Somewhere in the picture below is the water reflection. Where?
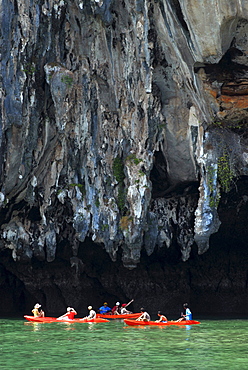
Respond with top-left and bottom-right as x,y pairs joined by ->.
185,325 -> 191,351
7,319 -> 248,369
24,322 -> 43,331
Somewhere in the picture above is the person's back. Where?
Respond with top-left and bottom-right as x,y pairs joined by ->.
88,306 -> 96,319
32,303 -> 42,317
89,309 -> 96,319
137,308 -> 150,322
112,302 -> 121,314
57,307 -> 77,320
156,311 -> 168,322
185,307 -> 192,320
143,311 -> 150,321
32,308 -> 39,317
67,310 -> 76,320
120,304 -> 132,314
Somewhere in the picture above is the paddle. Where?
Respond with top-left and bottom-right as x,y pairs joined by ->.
124,299 -> 134,308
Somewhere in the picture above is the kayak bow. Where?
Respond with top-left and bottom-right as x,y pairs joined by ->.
124,319 -> 201,326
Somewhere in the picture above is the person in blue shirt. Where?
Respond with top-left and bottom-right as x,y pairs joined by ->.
176,303 -> 192,321
99,302 -> 111,314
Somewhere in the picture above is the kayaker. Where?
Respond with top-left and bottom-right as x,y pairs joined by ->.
136,308 -> 150,322
83,306 -> 96,320
57,307 -> 77,320
120,304 -> 132,314
32,303 -> 45,317
176,303 -> 192,322
99,302 -> 111,314
155,311 -> 168,323
111,302 -> 121,315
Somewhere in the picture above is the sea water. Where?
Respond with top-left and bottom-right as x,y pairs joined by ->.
0,318 -> 247,369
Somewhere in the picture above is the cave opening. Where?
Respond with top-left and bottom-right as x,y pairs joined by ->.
150,149 -> 169,198
0,251 -> 34,315
150,149 -> 199,199
194,41 -> 248,86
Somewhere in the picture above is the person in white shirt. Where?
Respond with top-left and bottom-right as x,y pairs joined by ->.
136,308 -> 150,322
176,303 -> 193,322
83,305 -> 96,320
120,304 -> 132,314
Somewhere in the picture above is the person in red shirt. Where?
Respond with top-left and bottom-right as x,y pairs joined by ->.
57,307 -> 77,320
111,302 -> 121,315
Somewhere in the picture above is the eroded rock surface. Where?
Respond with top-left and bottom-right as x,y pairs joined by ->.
0,0 -> 248,314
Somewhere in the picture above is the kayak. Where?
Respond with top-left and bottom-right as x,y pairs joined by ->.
96,313 -> 141,320
124,319 -> 201,326
24,316 -> 55,323
24,315 -> 109,323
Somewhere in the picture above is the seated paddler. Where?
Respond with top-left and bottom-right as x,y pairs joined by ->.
32,303 -> 45,317
136,308 -> 150,322
82,306 -> 96,320
99,302 -> 111,314
57,307 -> 77,320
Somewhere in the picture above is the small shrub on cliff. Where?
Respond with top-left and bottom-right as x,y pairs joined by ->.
217,152 -> 234,193
113,157 -> 125,183
113,157 -> 126,212
126,154 -> 142,166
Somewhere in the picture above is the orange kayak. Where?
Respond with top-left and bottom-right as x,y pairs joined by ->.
24,315 -> 109,323
96,313 -> 141,320
124,319 -> 201,326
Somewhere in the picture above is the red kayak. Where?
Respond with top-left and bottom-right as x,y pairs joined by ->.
96,313 -> 141,320
24,315 -> 109,323
124,319 -> 201,326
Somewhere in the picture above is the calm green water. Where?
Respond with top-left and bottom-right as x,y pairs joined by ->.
0,318 -> 247,369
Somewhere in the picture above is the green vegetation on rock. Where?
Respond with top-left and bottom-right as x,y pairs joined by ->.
126,154 -> 142,165
217,152 -> 234,193
61,75 -> 73,87
113,156 -> 126,212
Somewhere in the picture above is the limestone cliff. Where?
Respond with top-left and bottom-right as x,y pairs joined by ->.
0,0 -> 248,315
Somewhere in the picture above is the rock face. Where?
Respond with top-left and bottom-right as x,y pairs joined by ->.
0,0 -> 248,315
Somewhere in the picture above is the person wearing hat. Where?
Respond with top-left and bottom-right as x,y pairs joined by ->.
32,303 -> 45,318
57,307 -> 77,320
82,306 -> 96,320
136,308 -> 150,322
120,303 -> 132,315
98,302 -> 111,314
111,302 -> 121,315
